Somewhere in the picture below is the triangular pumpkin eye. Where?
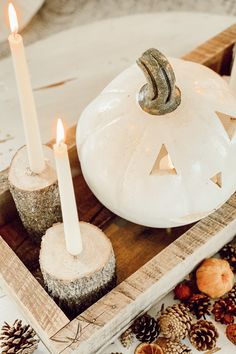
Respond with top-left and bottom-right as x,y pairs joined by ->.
150,144 -> 177,175
210,172 -> 222,188
215,111 -> 236,141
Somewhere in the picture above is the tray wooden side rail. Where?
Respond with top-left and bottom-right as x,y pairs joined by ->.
182,23 -> 236,74
51,193 -> 236,354
0,24 -> 236,354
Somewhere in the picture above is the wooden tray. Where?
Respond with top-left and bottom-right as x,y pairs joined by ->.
0,25 -> 236,354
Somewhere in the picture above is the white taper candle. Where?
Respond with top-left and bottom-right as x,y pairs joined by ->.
53,119 -> 82,256
8,3 -> 45,174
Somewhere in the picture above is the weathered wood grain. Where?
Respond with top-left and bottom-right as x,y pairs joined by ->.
1,180 -> 183,287
0,237 -> 69,352
183,23 -> 236,75
50,193 -> 236,354
105,219 -> 190,283
0,25 -> 236,354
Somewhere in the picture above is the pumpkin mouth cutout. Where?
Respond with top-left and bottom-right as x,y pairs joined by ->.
150,144 -> 177,176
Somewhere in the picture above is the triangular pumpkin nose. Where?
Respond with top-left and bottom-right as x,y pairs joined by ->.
150,144 -> 177,175
210,172 -> 222,188
215,111 -> 236,141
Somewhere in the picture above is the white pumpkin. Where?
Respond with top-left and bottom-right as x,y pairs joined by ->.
77,49 -> 236,228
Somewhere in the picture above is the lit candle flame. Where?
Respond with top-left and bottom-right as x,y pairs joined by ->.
8,3 -> 18,34
56,118 -> 65,146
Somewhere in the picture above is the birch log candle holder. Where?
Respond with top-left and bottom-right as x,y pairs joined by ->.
8,145 -> 62,243
39,222 -> 116,315
7,5 -> 62,242
39,119 -> 116,315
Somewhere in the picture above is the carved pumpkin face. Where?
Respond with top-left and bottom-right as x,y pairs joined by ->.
77,50 -> 236,227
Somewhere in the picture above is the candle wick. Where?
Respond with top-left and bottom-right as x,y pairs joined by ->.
58,140 -> 64,149
72,254 -> 79,260
13,31 -> 18,40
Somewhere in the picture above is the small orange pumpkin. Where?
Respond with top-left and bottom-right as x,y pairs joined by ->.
196,258 -> 234,298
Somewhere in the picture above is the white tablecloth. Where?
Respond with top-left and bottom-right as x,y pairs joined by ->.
1,11 -> 235,354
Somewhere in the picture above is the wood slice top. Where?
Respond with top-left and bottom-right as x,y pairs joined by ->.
40,222 -> 114,281
9,145 -> 57,191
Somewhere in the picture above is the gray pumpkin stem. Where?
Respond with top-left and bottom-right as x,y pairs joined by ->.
137,48 -> 181,115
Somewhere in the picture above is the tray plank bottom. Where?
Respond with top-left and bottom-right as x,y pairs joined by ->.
0,162 -> 192,288
0,150 -> 192,321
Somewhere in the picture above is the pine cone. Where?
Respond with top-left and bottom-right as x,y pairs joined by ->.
155,337 -> 192,353
159,304 -> 192,341
132,314 -> 160,343
212,298 -> 236,325
187,294 -> 211,319
227,284 -> 236,305
0,320 -> 39,354
189,320 -> 219,351
219,243 -> 236,260
119,328 -> 134,348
